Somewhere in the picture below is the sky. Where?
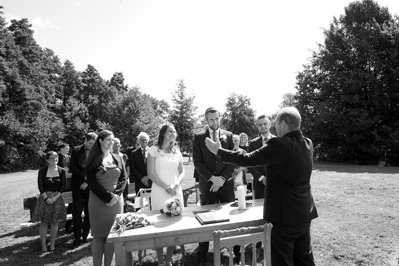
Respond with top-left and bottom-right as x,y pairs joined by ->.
2,0 -> 399,116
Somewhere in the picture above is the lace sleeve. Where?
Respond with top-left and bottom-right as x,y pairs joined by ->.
148,146 -> 159,158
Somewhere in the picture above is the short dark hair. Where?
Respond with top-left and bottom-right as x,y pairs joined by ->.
45,151 -> 57,160
205,107 -> 219,118
85,132 -> 98,142
257,114 -> 270,124
59,143 -> 69,149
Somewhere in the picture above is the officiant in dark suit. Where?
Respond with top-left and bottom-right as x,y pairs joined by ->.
192,107 -> 236,263
128,132 -> 152,194
248,114 -> 276,199
205,107 -> 318,266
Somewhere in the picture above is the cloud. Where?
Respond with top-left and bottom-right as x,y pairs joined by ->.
31,17 -> 60,30
75,2 -> 81,7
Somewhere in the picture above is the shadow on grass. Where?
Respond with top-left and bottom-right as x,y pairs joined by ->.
0,225 -> 39,239
313,161 -> 399,174
0,226 -> 91,266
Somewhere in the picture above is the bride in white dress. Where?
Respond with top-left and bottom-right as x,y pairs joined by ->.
147,123 -> 185,266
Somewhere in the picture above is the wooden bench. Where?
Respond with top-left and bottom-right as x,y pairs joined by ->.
21,183 -> 137,229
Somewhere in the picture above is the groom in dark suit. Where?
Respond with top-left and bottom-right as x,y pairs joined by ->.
128,132 -> 152,194
205,107 -> 318,266
193,107 -> 236,263
248,114 -> 276,199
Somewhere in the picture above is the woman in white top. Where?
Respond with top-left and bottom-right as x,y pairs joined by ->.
147,123 -> 185,266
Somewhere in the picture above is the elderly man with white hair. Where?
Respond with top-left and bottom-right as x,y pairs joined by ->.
128,132 -> 152,194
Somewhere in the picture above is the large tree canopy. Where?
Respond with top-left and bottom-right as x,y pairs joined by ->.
0,10 -> 173,171
296,0 -> 399,164
222,93 -> 256,138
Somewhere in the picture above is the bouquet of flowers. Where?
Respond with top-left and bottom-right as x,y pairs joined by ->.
160,198 -> 182,216
110,212 -> 155,235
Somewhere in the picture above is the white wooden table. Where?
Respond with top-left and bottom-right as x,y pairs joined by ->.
107,199 -> 265,266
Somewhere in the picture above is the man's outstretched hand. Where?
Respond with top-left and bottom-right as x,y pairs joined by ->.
205,137 -> 221,155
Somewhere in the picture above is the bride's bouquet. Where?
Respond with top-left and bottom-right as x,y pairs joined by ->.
110,212 -> 155,235
160,198 -> 182,216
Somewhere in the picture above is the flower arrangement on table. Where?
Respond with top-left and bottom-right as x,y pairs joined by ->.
160,198 -> 182,216
110,212 -> 155,235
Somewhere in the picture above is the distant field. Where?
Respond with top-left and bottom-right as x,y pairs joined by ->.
1,161 -> 398,266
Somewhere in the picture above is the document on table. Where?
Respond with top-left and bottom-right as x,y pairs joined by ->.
194,210 -> 230,225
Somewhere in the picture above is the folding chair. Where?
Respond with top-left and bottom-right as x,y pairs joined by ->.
134,188 -> 152,211
213,223 -> 273,266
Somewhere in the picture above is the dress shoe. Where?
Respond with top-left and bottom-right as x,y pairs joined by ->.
73,239 -> 80,248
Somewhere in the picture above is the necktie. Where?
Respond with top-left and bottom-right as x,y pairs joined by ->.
142,149 -> 147,166
212,130 -> 217,142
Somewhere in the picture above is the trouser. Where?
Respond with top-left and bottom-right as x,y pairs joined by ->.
271,222 -> 315,266
198,187 -> 236,256
72,188 -> 90,241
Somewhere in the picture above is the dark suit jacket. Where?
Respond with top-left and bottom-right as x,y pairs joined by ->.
128,147 -> 151,193
248,134 -> 276,196
193,129 -> 235,203
70,144 -> 88,190
218,130 -> 318,225
57,153 -> 71,168
86,153 -> 127,203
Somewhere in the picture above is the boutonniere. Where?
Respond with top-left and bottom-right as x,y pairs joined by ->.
219,134 -> 227,143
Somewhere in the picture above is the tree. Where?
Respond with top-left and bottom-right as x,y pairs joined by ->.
279,92 -> 298,109
296,0 -> 399,164
0,16 -> 65,170
110,87 -> 165,149
80,64 -> 116,130
168,80 -> 197,155
222,93 -> 256,138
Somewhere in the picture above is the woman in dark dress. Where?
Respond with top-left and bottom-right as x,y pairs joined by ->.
32,151 -> 67,252
86,130 -> 127,266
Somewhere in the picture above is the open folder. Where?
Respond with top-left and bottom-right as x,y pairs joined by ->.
194,211 -> 230,225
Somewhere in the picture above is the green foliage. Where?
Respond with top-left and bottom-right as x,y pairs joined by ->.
0,11 -> 172,172
222,93 -> 256,138
296,0 -> 399,165
168,80 -> 197,153
110,87 -> 166,148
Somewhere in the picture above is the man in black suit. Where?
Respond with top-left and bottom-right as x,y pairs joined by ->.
193,107 -> 236,263
205,107 -> 318,266
248,115 -> 276,199
70,132 -> 97,248
128,132 -> 152,195
57,143 -> 73,233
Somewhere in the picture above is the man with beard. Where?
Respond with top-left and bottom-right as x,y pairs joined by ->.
192,107 -> 236,264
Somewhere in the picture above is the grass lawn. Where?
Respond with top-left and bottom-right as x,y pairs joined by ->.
0,160 -> 398,265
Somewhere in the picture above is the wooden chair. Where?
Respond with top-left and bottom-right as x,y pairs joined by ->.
213,223 -> 273,266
